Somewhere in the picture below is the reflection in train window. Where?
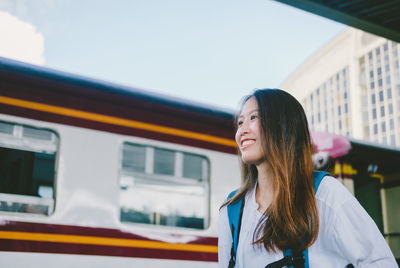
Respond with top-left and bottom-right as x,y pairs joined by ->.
120,143 -> 209,229
0,121 -> 58,215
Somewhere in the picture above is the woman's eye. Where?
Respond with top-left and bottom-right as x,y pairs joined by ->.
237,121 -> 243,126
250,115 -> 258,120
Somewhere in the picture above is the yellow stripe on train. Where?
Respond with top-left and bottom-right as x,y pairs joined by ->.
0,95 -> 236,148
0,230 -> 218,253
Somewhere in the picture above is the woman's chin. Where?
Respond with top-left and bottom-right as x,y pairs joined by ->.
241,156 -> 266,166
242,157 -> 260,165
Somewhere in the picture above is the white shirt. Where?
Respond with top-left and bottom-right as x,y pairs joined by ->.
218,176 -> 397,267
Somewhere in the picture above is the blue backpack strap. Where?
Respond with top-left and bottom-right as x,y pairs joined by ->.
312,171 -> 329,194
229,172 -> 329,268
227,189 -> 244,268
283,171 -> 329,268
227,189 -> 239,239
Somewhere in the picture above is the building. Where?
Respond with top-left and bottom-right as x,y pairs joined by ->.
280,27 -> 400,147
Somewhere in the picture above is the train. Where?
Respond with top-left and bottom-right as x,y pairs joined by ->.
0,57 -> 399,266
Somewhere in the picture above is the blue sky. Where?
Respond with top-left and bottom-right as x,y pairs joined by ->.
0,0 -> 345,109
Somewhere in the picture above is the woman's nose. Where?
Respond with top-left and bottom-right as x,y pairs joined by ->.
239,121 -> 250,136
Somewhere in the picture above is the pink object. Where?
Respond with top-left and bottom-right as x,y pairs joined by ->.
311,131 -> 352,159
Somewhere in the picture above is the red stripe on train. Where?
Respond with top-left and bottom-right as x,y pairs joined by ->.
0,221 -> 218,262
0,103 -> 237,154
0,240 -> 218,261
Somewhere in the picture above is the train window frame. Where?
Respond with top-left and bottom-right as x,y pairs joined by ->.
0,120 -> 58,216
119,141 -> 210,230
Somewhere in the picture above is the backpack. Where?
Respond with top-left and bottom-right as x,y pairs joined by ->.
226,171 -> 329,268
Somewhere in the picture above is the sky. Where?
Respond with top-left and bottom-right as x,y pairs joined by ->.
0,0 -> 345,110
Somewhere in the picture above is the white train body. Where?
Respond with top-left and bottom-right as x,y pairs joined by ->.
0,58 -> 240,267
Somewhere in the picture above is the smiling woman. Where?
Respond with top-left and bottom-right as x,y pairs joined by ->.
219,89 -> 397,268
235,97 -> 263,164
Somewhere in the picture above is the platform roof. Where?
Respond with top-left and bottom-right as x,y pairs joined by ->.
275,0 -> 400,42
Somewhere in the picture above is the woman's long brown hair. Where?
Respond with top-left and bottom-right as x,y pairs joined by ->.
223,89 -> 318,253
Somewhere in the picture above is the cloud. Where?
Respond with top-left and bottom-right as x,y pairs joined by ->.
0,11 -> 44,65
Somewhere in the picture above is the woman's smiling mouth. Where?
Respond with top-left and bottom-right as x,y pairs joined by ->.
241,139 -> 256,149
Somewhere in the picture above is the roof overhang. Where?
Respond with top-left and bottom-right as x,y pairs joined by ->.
274,0 -> 400,42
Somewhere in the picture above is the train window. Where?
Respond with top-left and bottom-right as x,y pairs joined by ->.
122,144 -> 146,173
154,148 -> 175,176
183,153 -> 205,180
0,121 -> 14,135
0,121 -> 57,216
120,142 -> 209,229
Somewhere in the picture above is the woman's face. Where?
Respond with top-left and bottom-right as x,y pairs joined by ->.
235,97 -> 264,165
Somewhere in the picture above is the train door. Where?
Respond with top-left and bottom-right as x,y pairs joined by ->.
353,173 -> 384,233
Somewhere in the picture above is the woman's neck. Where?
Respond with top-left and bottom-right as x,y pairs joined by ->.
255,162 -> 274,213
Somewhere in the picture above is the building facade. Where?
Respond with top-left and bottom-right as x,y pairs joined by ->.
280,28 -> 400,147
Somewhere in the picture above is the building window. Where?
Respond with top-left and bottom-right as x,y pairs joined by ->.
338,106 -> 341,116
373,108 -> 377,119
385,64 -> 390,72
384,43 -> 388,51
0,121 -> 57,216
364,126 -> 369,138
390,118 -> 394,130
396,71 -> 400,82
386,76 -> 391,85
120,143 -> 210,229
390,135 -> 396,146
377,67 -> 382,75
371,94 -> 376,104
381,106 -> 385,117
344,103 -> 348,114
382,122 -> 386,133
376,47 -> 381,56
387,87 -> 392,99
338,120 -> 342,130
389,103 -> 394,114
374,123 -> 378,134
363,111 -> 369,122
370,70 -> 374,78
379,91 -> 384,102
378,79 -> 383,87
370,82 -> 375,89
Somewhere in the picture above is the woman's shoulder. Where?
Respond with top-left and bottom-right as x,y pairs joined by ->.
315,175 -> 356,211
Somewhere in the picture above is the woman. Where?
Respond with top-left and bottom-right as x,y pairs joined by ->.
218,89 -> 397,267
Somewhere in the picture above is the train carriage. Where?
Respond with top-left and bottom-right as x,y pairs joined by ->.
0,57 -> 241,267
0,57 -> 399,266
